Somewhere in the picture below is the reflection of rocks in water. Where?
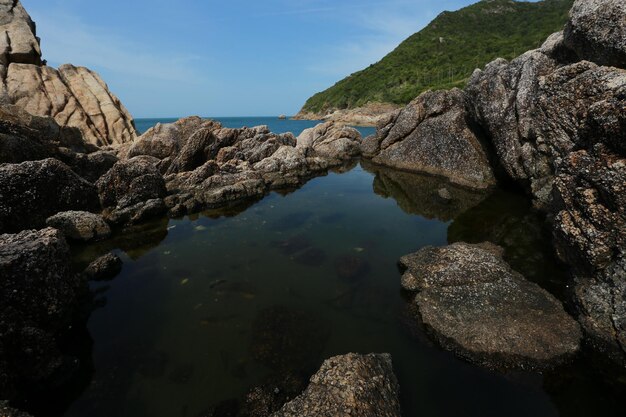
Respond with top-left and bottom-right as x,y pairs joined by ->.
270,235 -> 312,256
271,211 -> 313,231
334,255 -> 370,281
293,248 -> 327,267
448,189 -> 568,297
361,160 -> 488,221
199,198 -> 262,220
250,306 -> 330,373
543,359 -> 626,417
70,217 -> 169,271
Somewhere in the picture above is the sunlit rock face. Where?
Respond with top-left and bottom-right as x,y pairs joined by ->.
0,1 -> 137,146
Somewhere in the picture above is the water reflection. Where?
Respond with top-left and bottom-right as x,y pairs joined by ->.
447,189 -> 569,298
362,160 -> 488,221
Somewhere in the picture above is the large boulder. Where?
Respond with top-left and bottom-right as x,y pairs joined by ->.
0,1 -> 137,146
0,158 -> 100,233
400,242 -> 581,369
271,353 -> 401,417
466,7 -> 626,365
0,228 -> 84,398
6,64 -> 137,146
466,45 -> 626,206
0,0 -> 41,103
296,121 -> 361,163
563,0 -> 626,68
363,89 -> 495,190
96,156 -> 167,225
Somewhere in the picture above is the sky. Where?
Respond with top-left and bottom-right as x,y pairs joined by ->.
25,0 -> 514,118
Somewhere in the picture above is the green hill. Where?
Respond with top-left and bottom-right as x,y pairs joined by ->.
301,0 -> 573,114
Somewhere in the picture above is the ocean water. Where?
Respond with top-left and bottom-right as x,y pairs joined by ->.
134,117 -> 377,138
18,119 -> 626,417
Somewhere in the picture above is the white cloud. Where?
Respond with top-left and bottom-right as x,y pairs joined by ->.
29,8 -> 208,83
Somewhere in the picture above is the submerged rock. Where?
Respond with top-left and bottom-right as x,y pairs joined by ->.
271,353 -> 401,417
250,306 -> 330,373
46,211 -> 111,242
0,158 -> 100,233
400,242 -> 581,370
362,89 -> 495,190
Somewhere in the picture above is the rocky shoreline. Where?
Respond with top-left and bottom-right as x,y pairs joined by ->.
293,102 -> 401,127
1,0 -> 625,415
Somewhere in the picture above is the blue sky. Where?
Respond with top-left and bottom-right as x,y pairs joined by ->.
25,0 -> 510,118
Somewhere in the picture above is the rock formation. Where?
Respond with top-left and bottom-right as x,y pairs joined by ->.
400,242 -> 582,369
0,1 -> 136,146
0,228 -> 85,400
271,353 -> 401,417
46,211 -> 111,242
563,0 -> 626,68
105,117 -> 362,222
293,102 -> 401,127
362,89 -> 496,190
464,0 -> 626,366
0,158 -> 101,233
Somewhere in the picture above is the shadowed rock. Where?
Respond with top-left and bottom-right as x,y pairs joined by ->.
400,242 -> 582,370
0,228 -> 84,399
83,252 -> 122,281
271,353 -> 401,417
0,158 -> 100,233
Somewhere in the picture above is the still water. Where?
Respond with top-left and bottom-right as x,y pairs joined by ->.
30,119 -> 626,417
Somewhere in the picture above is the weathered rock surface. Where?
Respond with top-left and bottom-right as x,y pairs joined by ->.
563,0 -> 626,68
0,158 -> 100,233
0,104 -> 91,163
467,53 -> 625,205
271,353 -> 401,417
0,228 -> 84,399
0,401 -> 32,417
46,211 -> 111,242
6,63 -> 137,146
0,1 -> 136,146
83,252 -> 123,281
400,242 -> 582,369
0,0 -> 41,102
363,89 -> 495,190
464,3 -> 626,366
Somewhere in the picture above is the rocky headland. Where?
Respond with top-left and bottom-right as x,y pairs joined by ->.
0,0 -> 625,415
293,102 -> 400,127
